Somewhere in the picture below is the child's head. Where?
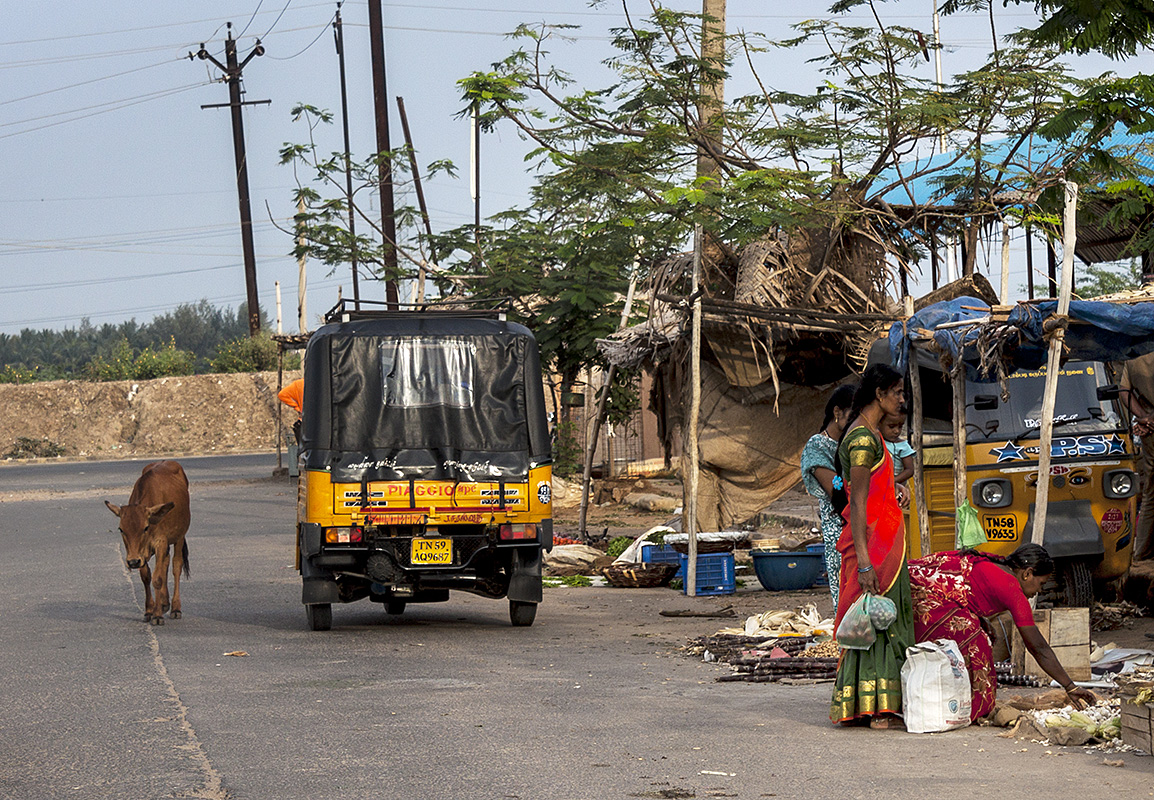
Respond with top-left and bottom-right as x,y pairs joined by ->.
882,413 -> 905,443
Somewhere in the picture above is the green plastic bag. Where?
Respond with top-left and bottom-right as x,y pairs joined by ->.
955,501 -> 988,549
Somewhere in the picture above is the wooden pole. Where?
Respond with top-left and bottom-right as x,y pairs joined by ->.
396,96 -> 436,304
1032,181 -> 1078,545
297,196 -> 307,333
685,224 -> 703,596
952,361 -> 968,518
904,297 -> 931,559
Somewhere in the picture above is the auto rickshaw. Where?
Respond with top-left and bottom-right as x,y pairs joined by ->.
295,302 -> 553,630
901,349 -> 1137,606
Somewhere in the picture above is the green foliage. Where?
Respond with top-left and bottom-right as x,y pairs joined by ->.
1075,260 -> 1143,298
552,420 -> 583,477
83,338 -> 196,382
0,364 -> 43,384
0,300 -> 256,380
209,332 -> 280,374
606,536 -> 633,559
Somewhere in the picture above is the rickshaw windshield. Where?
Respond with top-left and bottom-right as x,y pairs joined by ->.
964,362 -> 1122,442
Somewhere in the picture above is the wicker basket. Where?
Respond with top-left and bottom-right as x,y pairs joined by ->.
600,562 -> 679,588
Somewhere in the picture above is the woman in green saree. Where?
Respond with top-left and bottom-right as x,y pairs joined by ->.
829,364 -> 914,729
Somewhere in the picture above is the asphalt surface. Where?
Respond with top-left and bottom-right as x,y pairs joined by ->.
1,455 -> 1152,800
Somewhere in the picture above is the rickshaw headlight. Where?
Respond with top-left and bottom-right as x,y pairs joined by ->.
1105,470 -> 1137,498
973,479 -> 1011,508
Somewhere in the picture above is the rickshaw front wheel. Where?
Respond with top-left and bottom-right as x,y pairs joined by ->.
306,603 -> 333,631
385,600 -> 406,615
509,600 -> 537,627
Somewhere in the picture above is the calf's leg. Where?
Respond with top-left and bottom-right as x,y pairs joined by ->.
138,562 -> 154,622
169,536 -> 185,619
151,544 -> 171,626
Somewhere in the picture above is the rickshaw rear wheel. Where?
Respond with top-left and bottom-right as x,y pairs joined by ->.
1061,560 -> 1093,607
306,603 -> 333,631
509,600 -> 537,627
385,600 -> 406,615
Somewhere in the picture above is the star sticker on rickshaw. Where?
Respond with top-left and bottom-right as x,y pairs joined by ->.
1106,434 -> 1127,454
990,441 -> 1026,463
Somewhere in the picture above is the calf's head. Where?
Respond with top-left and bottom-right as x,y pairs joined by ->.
105,500 -> 175,569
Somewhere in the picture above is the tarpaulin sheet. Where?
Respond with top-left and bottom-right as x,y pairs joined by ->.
889,298 -> 1154,380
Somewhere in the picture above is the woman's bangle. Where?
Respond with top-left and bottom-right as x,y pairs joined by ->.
1063,682 -> 1076,692
858,565 -> 874,574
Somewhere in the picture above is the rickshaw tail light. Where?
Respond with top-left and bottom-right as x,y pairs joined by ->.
499,523 -> 537,541
324,526 -> 364,544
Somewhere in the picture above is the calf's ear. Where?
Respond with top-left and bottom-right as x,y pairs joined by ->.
147,502 -> 175,524
104,500 -> 122,517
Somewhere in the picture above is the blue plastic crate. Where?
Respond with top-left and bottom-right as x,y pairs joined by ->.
641,544 -> 684,581
677,552 -> 736,596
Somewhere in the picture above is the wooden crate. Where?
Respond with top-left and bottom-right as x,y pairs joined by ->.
1010,607 -> 1091,682
1120,702 -> 1154,753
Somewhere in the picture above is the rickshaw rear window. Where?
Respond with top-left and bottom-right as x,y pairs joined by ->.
380,338 -> 475,408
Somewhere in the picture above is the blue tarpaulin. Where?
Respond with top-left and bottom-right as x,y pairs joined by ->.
889,298 -> 1154,380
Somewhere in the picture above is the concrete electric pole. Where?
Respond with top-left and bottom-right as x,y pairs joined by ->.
192,23 -> 269,337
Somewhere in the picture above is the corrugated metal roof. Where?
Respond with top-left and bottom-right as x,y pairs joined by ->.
870,124 -> 1154,264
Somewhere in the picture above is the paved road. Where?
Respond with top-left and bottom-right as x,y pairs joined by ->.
1,456 -> 1151,799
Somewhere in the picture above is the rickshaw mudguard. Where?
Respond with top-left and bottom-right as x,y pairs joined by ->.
1024,500 -> 1106,559
507,546 -> 543,603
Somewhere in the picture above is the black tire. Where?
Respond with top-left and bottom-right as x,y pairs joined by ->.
385,600 -> 406,616
306,603 -> 332,631
1061,560 -> 1093,607
509,600 -> 538,627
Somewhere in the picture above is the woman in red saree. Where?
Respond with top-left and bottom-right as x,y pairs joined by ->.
829,364 -> 915,729
907,544 -> 1095,720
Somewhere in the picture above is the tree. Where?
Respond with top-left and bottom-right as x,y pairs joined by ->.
456,1 -> 1154,320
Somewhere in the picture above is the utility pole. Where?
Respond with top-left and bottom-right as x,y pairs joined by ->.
367,0 -> 400,309
333,5 -> 360,306
193,24 -> 268,337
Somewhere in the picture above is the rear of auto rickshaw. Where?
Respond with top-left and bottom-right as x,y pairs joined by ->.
295,304 -> 553,630
905,354 -> 1137,606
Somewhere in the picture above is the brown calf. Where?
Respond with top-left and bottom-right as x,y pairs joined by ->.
105,460 -> 191,625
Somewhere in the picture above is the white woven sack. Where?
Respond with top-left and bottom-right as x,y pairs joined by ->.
900,639 -> 972,733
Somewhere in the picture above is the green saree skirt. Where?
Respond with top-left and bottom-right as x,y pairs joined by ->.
829,563 -> 914,724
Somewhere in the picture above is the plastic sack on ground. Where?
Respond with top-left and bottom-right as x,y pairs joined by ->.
864,594 -> 898,630
901,639 -> 972,733
835,594 -> 877,650
955,501 -> 988,549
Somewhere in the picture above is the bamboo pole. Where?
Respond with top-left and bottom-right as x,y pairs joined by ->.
1001,221 -> 1011,303
904,296 -> 931,558
685,224 -> 704,596
1032,181 -> 1078,545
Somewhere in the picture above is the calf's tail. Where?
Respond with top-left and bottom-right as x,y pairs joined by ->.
182,539 -> 191,577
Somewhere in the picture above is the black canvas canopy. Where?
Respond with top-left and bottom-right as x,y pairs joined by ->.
301,315 -> 551,483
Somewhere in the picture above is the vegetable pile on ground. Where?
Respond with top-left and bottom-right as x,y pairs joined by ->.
684,605 -> 840,683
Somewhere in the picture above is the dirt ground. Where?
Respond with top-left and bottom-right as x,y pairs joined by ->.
0,371 -> 300,461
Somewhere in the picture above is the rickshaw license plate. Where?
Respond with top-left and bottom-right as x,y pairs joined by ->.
411,538 -> 452,565
983,514 -> 1018,541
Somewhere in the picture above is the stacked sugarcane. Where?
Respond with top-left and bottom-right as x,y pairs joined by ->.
713,635 -> 838,683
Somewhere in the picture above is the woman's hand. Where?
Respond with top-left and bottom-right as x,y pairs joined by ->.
1065,686 -> 1097,710
858,566 -> 880,595
894,483 -> 910,509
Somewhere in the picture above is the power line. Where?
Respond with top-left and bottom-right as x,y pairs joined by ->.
0,83 -> 204,140
0,263 -> 244,295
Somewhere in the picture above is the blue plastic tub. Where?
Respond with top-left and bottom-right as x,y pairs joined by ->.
806,543 -> 829,587
750,550 -> 824,591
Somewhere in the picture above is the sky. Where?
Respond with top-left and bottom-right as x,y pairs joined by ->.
0,1 -> 1136,337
